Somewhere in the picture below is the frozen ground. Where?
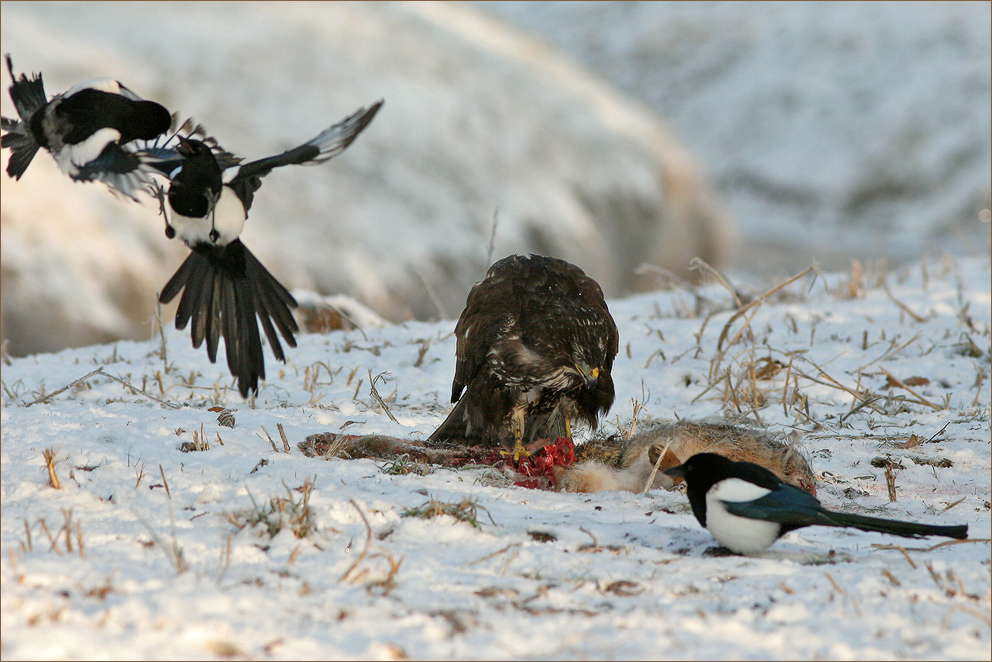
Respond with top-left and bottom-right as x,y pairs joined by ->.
1,255 -> 989,660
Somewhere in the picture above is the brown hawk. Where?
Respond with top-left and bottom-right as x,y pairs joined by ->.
429,254 -> 619,460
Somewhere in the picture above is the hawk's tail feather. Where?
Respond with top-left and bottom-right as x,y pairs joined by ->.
158,239 -> 298,398
427,396 -> 470,444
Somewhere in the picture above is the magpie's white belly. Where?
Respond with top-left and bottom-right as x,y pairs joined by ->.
705,478 -> 781,554
169,187 -> 247,248
56,127 -> 121,175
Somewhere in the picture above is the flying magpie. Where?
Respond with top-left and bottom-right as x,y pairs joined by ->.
664,452 -> 968,555
146,100 -> 383,397
1,54 -> 172,199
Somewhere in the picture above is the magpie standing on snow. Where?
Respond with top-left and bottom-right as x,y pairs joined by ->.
664,453 -> 968,555
1,54 -> 172,199
147,100 -> 383,397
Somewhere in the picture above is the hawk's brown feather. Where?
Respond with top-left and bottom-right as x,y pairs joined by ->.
429,254 -> 619,449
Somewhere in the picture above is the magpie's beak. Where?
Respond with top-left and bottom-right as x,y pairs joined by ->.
663,463 -> 688,479
176,136 -> 194,157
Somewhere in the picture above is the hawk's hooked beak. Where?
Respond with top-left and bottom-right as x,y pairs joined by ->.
575,361 -> 600,389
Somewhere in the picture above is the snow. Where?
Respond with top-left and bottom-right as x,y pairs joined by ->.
1,2 -> 990,657
2,254 -> 989,660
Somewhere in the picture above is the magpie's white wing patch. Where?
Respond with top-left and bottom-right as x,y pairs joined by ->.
710,477 -> 773,502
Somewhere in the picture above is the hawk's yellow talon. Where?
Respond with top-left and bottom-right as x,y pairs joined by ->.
501,441 -> 531,463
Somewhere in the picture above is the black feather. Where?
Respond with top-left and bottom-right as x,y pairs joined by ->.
158,240 -> 297,397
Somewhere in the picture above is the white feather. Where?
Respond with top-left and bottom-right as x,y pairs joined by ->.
167,186 -> 247,248
56,127 -> 121,174
704,478 -> 781,554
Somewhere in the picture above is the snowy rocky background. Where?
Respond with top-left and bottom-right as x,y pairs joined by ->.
1,253 -> 989,660
1,4 -> 991,658
3,2 -> 989,360
1,1 -> 729,356
474,1 -> 992,273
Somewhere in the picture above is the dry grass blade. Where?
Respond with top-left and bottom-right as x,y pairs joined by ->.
943,604 -> 992,627
879,367 -> 943,410
24,367 -> 181,409
884,463 -> 897,502
43,447 -> 61,490
858,332 -> 922,370
642,438 -> 673,496
464,543 -> 521,568
337,499 -> 403,594
882,280 -> 927,322
792,355 -> 874,406
258,427 -> 279,452
688,257 -> 743,308
277,424 -> 291,453
872,538 -> 991,554
338,500 -> 374,584
25,368 -> 102,406
715,266 -> 814,355
369,371 -> 399,423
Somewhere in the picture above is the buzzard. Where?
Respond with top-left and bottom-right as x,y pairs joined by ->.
429,254 -> 619,460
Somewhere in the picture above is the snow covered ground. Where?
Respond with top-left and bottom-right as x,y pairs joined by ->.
2,254 -> 989,660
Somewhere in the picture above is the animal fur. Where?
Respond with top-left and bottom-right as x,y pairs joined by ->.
557,419 -> 817,495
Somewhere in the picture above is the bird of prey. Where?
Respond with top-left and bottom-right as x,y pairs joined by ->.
429,254 -> 619,461
1,54 -> 172,199
665,453 -> 968,554
144,99 -> 383,397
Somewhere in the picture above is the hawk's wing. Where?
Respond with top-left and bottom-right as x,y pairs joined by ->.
450,276 -> 515,403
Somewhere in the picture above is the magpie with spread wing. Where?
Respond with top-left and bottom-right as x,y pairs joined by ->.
665,453 -> 968,555
1,54 -> 171,199
147,100 -> 383,397
429,254 -> 619,461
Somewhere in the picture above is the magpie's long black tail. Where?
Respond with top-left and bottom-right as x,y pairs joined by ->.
159,239 -> 298,398
2,54 -> 46,179
815,508 -> 968,540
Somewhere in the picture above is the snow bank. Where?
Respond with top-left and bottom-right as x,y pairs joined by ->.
1,1 -> 730,356
473,1 -> 992,272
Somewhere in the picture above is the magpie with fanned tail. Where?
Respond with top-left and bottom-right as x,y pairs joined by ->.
1,54 -> 172,199
665,452 -> 968,555
148,100 -> 383,397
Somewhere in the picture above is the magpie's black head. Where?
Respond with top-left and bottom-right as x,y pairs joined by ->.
175,135 -> 212,158
664,453 -> 737,488
665,452 -> 784,495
